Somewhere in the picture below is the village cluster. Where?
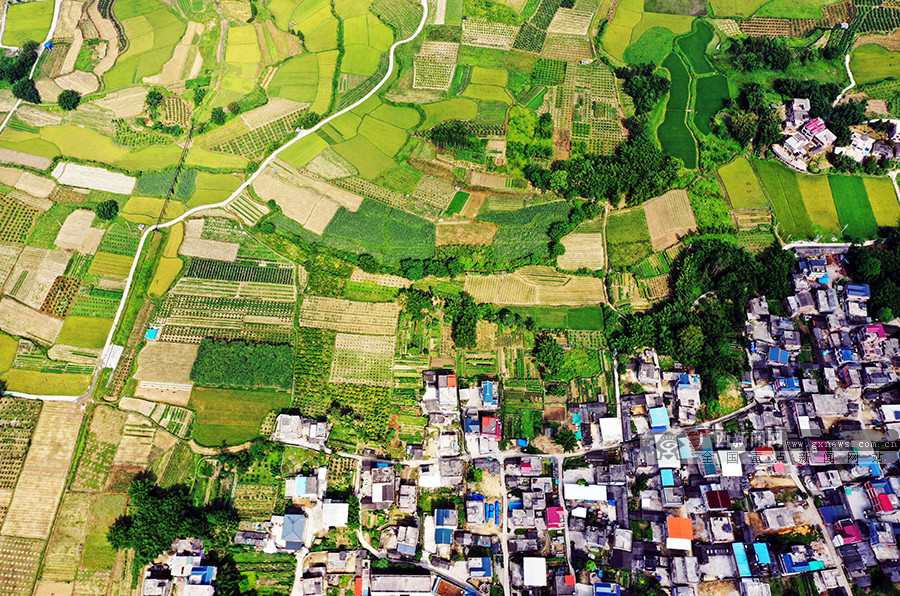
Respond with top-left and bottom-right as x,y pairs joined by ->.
135,245 -> 900,596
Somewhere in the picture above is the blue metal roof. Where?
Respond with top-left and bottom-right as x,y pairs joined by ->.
733,544 -> 752,578
595,583 -> 621,596
190,567 -> 216,585
649,407 -> 669,431
435,509 -> 453,526
435,528 -> 453,544
145,328 -> 158,340
768,347 -> 789,364
819,504 -> 847,524
661,469 -> 675,487
846,283 -> 871,298
753,542 -> 771,565
483,382 -> 495,403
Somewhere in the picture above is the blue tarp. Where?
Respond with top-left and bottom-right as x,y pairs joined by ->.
661,469 -> 675,487
733,544 -> 752,578
145,328 -> 158,340
753,542 -> 771,565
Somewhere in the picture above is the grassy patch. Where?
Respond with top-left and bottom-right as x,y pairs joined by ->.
57,316 -> 114,350
509,306 -> 605,330
754,160 -> 814,240
797,174 -> 841,236
624,27 -> 674,66
606,209 -> 653,268
189,387 -> 292,446
850,44 -> 900,86
829,175 -> 878,240
2,369 -> 91,395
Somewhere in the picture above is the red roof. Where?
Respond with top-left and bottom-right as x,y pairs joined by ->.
355,578 -> 362,596
706,489 -> 732,510
879,494 -> 894,512
667,517 -> 693,540
866,324 -> 887,338
773,462 -> 787,474
565,576 -> 576,586
546,506 -> 565,529
447,374 -> 457,387
837,520 -> 863,544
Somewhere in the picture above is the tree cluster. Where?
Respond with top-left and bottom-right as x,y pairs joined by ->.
828,152 -> 891,175
532,334 -> 564,373
848,230 -> 900,320
107,477 -> 238,567
727,36 -> 791,71
427,120 -> 483,151
190,339 -> 293,389
524,118 -> 680,205
724,83 -> 785,150
396,255 -> 465,280
771,79 -> 865,145
0,41 -> 40,103
615,63 -> 671,115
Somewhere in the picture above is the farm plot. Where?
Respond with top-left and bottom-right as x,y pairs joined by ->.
676,19 -> 714,75
0,536 -> 45,596
0,196 -> 41,245
39,276 -> 80,319
252,169 -> 342,235
461,19 -> 519,49
0,398 -> 41,491
133,341 -> 199,406
234,484 -> 279,519
797,174 -> 841,235
658,53 -> 697,168
605,208 -> 653,269
411,176 -> 457,210
228,192 -> 270,225
0,298 -> 64,345
643,189 -> 697,251
754,160 -> 814,240
209,109 -> 303,160
863,177 -> 900,228
557,218 -> 604,270
329,333 -> 395,386
154,294 -> 295,344
829,175 -> 878,239
3,247 -> 70,309
1,402 -> 82,540
113,414 -> 156,465
189,387 -> 291,446
54,209 -> 103,254
350,269 -> 412,288
436,221 -> 499,246
693,75 -> 730,135
718,157 -> 768,208
50,163 -> 136,194
70,406 -> 126,493
41,492 -> 92,582
851,44 -> 900,86
601,0 -> 643,61
464,266 -> 605,305
298,296 -> 400,335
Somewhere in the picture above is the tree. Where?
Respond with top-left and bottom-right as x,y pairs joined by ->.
549,170 -> 568,192
193,87 -> 207,107
678,325 -> 705,364
210,107 -> 226,125
727,111 -> 758,147
12,78 -> 40,103
554,427 -> 578,451
533,334 -> 564,373
95,200 -> 119,221
227,101 -> 241,114
146,89 -> 163,108
57,89 -> 81,111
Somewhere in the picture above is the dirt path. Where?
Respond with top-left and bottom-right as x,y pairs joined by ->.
88,0 -> 119,78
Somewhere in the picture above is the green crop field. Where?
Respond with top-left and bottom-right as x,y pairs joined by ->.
797,174 -> 841,235
658,53 -> 696,168
718,158 -> 768,208
280,134 -> 329,168
863,177 -> 900,228
754,160 -> 814,240
624,27 -> 674,66
478,202 -> 570,264
630,11 -> 694,43
707,0 -> 766,17
332,135 -> 397,179
606,209 -> 653,268
57,316 -> 114,350
2,369 -> 91,395
341,44 -> 383,76
3,0 -> 53,46
421,98 -> 478,129
463,84 -> 513,104
757,0 -> 845,18
447,192 -> 469,214
105,6 -> 187,89
371,103 -> 421,129
509,306 -> 605,330
358,116 -> 408,156
677,20 -> 714,75
850,44 -> 900,86
603,0 -> 644,61
830,176 -> 878,239
41,126 -> 128,163
693,75 -> 730,135
189,387 -> 292,446
268,54 -> 319,102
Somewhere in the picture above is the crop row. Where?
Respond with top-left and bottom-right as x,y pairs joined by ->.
186,258 -> 294,284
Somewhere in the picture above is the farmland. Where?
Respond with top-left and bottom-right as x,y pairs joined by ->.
754,160 -> 814,240
719,158 -> 768,209
829,176 -> 879,239
606,209 -> 653,269
657,53 -> 697,168
189,387 -> 292,446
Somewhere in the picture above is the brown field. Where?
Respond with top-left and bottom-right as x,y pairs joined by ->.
35,582 -> 74,596
41,492 -> 92,581
643,189 -> 697,251
60,30 -> 82,75
465,266 -> 605,306
55,0 -> 85,40
242,97 -> 308,128
275,162 -> 363,210
557,218 -> 604,270
306,149 -> 358,179
154,21 -> 204,85
0,536 -> 46,596
460,19 -> 519,49
350,268 -> 412,288
8,191 -> 52,211
0,148 -> 52,170
15,172 -> 56,198
0,298 -> 64,344
87,0 -> 119,77
436,221 -> 498,246
298,296 -> 400,335
178,237 -> 239,261
855,30 -> 900,51
3,247 -> 71,309
469,171 -> 523,191
252,169 -> 342,235
55,209 -> 103,253
0,245 -> 21,288
91,87 -> 147,118
55,70 -> 100,95
114,414 -> 156,465
17,106 -> 63,128
1,402 -> 83,540
134,341 -> 198,406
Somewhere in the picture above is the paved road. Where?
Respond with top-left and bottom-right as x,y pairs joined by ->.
5,0 -> 429,401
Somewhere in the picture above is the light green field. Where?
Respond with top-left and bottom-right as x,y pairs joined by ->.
57,316 -> 114,350
291,0 -> 330,25
115,145 -> 183,171
718,158 -> 768,209
186,172 -> 243,208
0,129 -> 60,158
334,0 -> 372,18
630,11 -> 694,43
756,0 -> 842,18
270,0 -> 301,29
105,8 -> 187,89
89,251 -> 136,278
41,126 -> 129,162
2,369 -> 91,395
371,103 -> 421,129
268,53 -> 319,101
279,134 -> 329,168
863,177 -> 900,228
0,334 -> 18,373
343,14 -> 392,50
81,495 -> 127,570
329,112 -> 363,139
471,67 -> 509,86
797,174 -> 841,235
305,20 -> 339,51
421,98 -> 478,128
312,50 -> 340,114
115,0 -> 162,18
707,0 -> 766,16
225,25 -> 262,63
341,44 -> 383,76
121,197 -> 185,224
463,84 -> 512,104
332,135 -> 396,179
358,116 -> 407,156
624,27 -> 674,66
754,159 -> 814,240
189,387 -> 292,446
602,0 -> 644,61
850,44 -> 900,86
185,148 -> 249,169
2,0 -> 54,47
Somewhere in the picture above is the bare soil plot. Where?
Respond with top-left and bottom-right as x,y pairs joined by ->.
241,97 -> 308,128
3,247 -> 71,309
55,209 -> 103,253
14,172 -> 56,199
643,189 -> 697,251
461,19 -> 519,49
55,70 -> 100,95
55,0 -> 86,40
51,163 -> 136,194
91,87 -> 146,118
275,162 -> 363,210
0,536 -> 45,596
329,333 -> 395,386
465,266 -> 605,305
151,21 -> 204,86
34,582 -> 74,596
558,219 -> 604,270
1,402 -> 83,540
87,0 -> 118,77
306,149 -> 358,179
252,169 -> 342,235
469,171 -> 521,191
0,298 -> 63,344
0,245 -> 21,288
60,29 -> 83,75
350,268 -> 411,288
114,414 -> 156,465
436,220 -> 498,246
17,105 -> 63,127
134,341 -> 198,406
0,148 -> 52,170
178,237 -> 240,261
119,398 -> 194,438
298,296 -> 400,335
7,191 -> 51,212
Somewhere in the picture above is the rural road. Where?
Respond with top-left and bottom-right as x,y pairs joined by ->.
834,53 -> 855,107
6,0 -> 429,401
